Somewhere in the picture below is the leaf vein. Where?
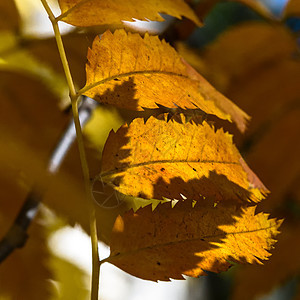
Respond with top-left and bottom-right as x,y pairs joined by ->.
101,159 -> 240,177
106,224 -> 278,262
79,71 -> 191,95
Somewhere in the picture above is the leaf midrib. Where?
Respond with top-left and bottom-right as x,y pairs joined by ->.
104,224 -> 277,263
100,159 -> 239,178
78,71 -> 192,95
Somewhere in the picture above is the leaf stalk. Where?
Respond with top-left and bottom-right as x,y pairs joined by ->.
40,1 -> 100,299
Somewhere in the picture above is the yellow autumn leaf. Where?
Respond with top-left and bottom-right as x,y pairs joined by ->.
83,29 -> 248,131
99,115 -> 265,203
57,0 -> 201,27
106,201 -> 282,281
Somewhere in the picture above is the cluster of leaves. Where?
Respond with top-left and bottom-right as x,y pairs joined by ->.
1,0 -> 299,299
177,2 -> 300,299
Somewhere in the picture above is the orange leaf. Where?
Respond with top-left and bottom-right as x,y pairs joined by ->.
0,1 -> 20,31
196,23 -> 297,92
100,115 -> 265,203
83,30 -> 248,130
107,201 -> 282,281
58,0 -> 201,27
283,0 -> 300,18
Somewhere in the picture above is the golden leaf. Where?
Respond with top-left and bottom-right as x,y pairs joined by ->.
106,201 -> 282,281
100,115 -> 265,203
83,30 -> 248,131
57,0 -> 201,27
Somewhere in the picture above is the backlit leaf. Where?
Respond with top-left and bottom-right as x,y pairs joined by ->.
84,30 -> 248,131
57,0 -> 201,27
100,115 -> 265,203
107,201 -> 282,281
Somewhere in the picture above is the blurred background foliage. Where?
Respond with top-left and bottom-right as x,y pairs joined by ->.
0,0 -> 299,299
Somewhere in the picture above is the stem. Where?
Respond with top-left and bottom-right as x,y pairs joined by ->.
71,100 -> 100,300
40,1 -> 100,299
40,0 -> 76,98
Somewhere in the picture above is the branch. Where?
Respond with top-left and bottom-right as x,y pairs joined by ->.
0,188 -> 41,263
0,97 -> 97,263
